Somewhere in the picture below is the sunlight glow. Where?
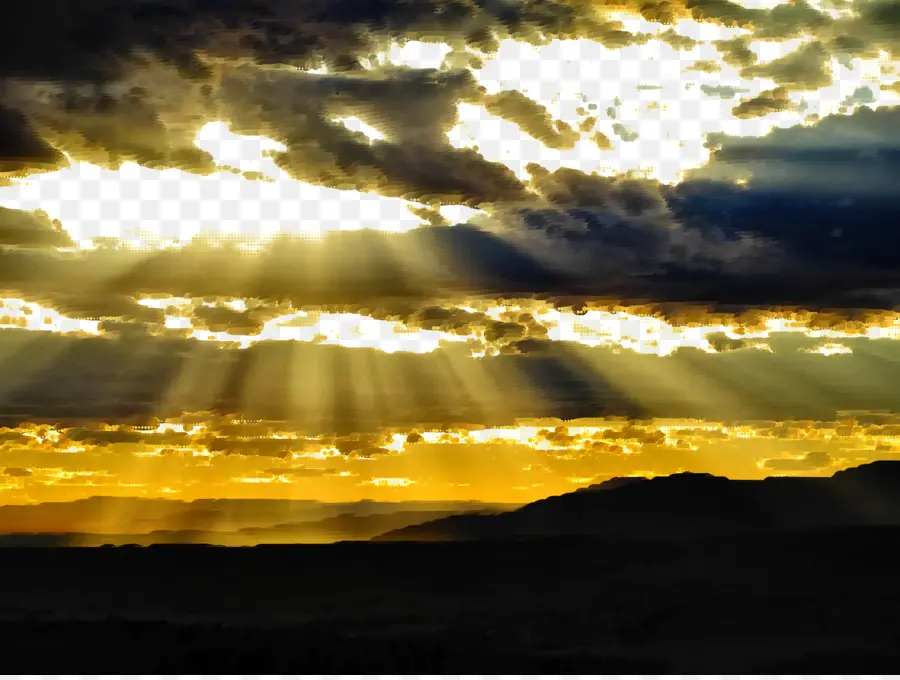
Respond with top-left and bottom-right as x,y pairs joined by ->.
332,117 -> 387,142
803,343 -> 854,356
0,121 -> 479,249
371,41 -> 455,70
1,297 -> 101,336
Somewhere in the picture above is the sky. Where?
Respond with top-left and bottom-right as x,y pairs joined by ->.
2,0 -> 900,511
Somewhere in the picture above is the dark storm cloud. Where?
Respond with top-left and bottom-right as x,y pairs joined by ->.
0,106 -> 67,178
219,66 -> 486,146
0,156 -> 896,309
526,165 -> 670,213
675,105 -> 900,284
0,0 -> 633,184
3,104 -> 900,310
216,66 -> 532,207
0,1 -> 234,83
688,0 -> 764,27
0,0 -> 645,85
0,0 -> 872,187
510,163 -> 778,282
693,104 -> 900,198
19,85 -> 217,173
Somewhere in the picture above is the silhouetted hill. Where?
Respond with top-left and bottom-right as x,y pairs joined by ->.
375,462 -> 900,541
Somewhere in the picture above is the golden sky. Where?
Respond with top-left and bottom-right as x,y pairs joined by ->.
2,413 -> 898,507
3,0 -> 900,512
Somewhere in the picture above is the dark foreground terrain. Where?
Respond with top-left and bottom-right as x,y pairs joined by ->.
1,529 -> 900,672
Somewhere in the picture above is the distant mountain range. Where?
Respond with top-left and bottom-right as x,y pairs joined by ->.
7,462 -> 900,546
374,462 -> 900,541
0,498 -> 517,546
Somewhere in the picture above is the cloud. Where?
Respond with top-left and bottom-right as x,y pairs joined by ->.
206,436 -> 300,457
679,105 -> 900,280
700,84 -> 746,99
731,87 -> 794,119
0,208 -> 73,248
482,90 -> 580,150
267,467 -> 337,478
715,37 -> 758,69
17,84 -> 217,173
216,67 -> 531,207
24,293 -> 166,323
752,0 -> 834,40
501,164 -> 779,287
689,0 -> 763,27
841,86 -> 876,109
687,60 -> 723,74
405,306 -> 489,335
821,0 -> 900,58
743,41 -> 833,91
191,306 -> 267,335
590,131 -> 614,150
762,451 -> 833,471
612,123 -> 640,142
658,29 -> 698,51
0,106 -> 67,178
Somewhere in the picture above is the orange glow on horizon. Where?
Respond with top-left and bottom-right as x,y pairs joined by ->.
1,411 -> 898,508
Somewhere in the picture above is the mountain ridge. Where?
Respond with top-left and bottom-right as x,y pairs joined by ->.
374,461 -> 900,541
